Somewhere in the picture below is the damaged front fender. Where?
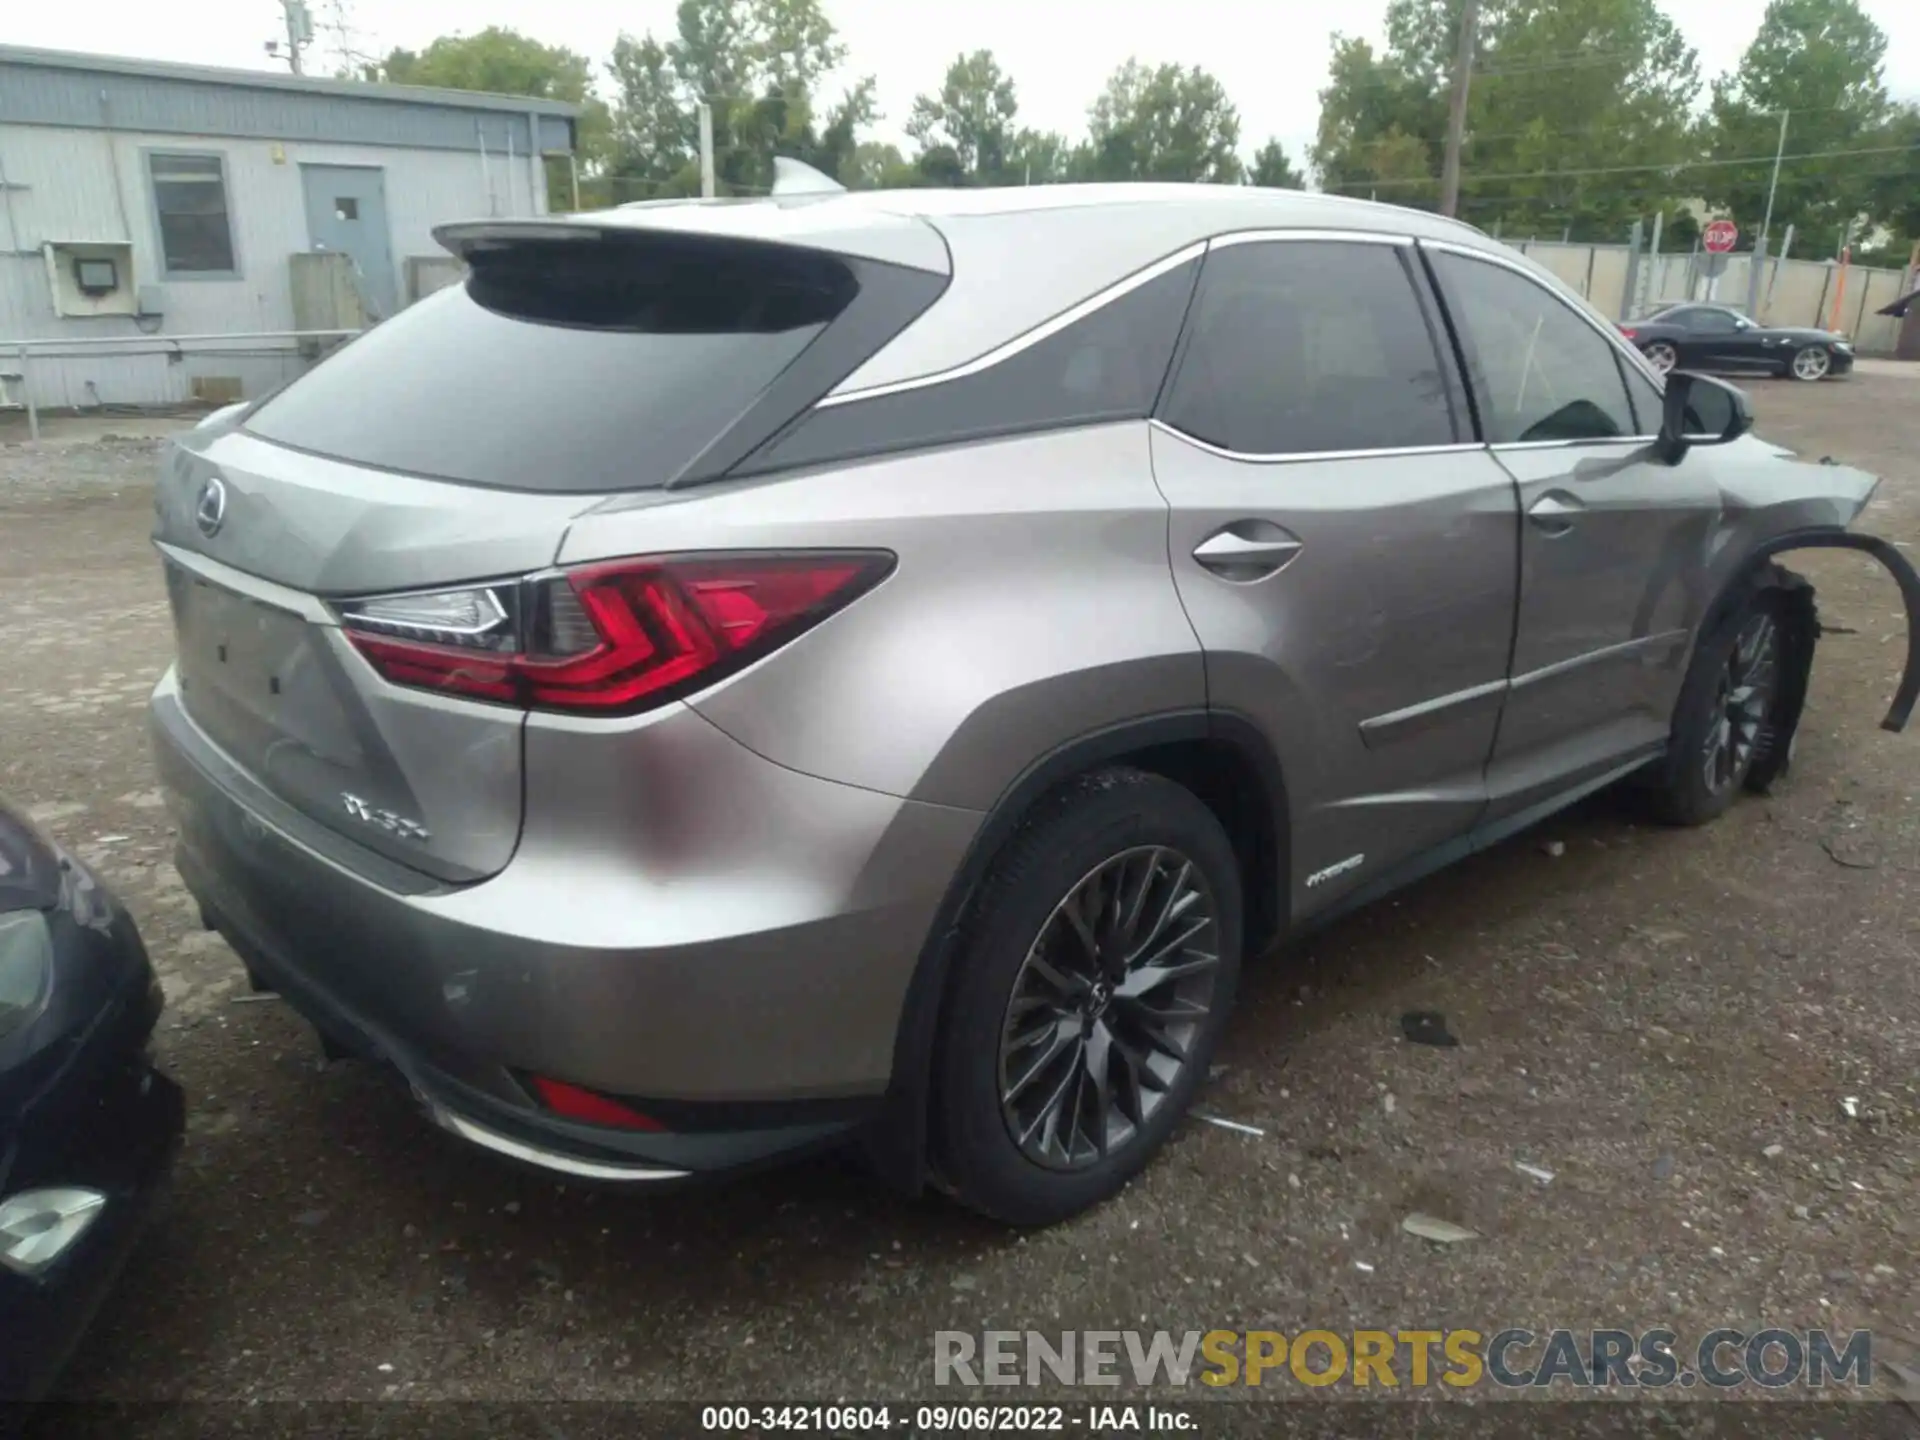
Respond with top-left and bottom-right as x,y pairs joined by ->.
1746,527 -> 1920,733
1690,444 -> 1920,734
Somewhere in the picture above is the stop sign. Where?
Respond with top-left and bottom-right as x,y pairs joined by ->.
1704,218 -> 1739,253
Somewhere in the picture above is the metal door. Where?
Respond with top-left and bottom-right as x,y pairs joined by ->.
301,165 -> 397,319
1424,242 -> 1723,819
1152,235 -> 1519,922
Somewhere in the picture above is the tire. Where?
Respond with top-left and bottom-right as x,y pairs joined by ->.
1646,577 -> 1806,827
1642,340 -> 1678,374
1788,344 -> 1832,382
933,768 -> 1243,1226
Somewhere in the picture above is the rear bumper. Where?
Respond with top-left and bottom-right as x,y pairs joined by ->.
150,669 -> 981,1179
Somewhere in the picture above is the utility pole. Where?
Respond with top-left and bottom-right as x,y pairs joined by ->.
1758,109 -> 1789,251
278,0 -> 313,75
1438,0 -> 1480,217
697,102 -> 716,198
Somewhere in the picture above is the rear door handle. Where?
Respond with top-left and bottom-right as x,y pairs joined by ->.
1192,523 -> 1303,581
1526,492 -> 1584,536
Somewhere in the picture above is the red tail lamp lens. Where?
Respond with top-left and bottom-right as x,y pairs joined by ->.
342,552 -> 891,714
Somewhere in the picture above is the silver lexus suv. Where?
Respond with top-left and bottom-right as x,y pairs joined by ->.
150,184 -> 1918,1225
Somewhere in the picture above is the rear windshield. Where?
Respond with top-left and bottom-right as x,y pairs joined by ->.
245,234 -> 858,492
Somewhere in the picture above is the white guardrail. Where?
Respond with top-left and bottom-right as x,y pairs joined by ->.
2,330 -> 364,441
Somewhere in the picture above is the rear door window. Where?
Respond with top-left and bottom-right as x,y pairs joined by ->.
245,235 -> 884,493
1158,240 -> 1462,456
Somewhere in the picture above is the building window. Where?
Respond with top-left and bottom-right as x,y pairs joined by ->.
149,153 -> 237,276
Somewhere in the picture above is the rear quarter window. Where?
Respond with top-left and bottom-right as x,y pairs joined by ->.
740,256 -> 1202,474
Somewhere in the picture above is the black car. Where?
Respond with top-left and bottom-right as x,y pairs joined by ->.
1620,303 -> 1855,382
0,803 -> 183,1403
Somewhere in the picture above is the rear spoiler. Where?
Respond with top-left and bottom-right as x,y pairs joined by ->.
433,220 -> 631,262
433,208 -> 950,275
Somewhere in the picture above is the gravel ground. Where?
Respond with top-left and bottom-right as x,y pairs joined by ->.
3,378 -> 1918,1424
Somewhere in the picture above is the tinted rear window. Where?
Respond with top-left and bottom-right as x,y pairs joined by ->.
245,235 -> 859,493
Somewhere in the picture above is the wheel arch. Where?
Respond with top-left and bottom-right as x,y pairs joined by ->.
1693,529 -> 1920,738
860,710 -> 1290,1194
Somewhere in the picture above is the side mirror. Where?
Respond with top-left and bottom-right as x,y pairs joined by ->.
1656,370 -> 1753,464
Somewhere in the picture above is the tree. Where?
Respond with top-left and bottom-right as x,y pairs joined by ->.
1312,35 -> 1445,201
906,50 -> 1021,183
373,26 -> 593,99
1313,0 -> 1702,237
366,27 -> 611,203
846,141 -> 916,189
603,33 -> 696,200
1863,103 -> 1920,257
601,0 -> 872,201
1008,129 -> 1077,185
1248,139 -> 1305,189
1698,0 -> 1895,252
1083,59 -> 1244,184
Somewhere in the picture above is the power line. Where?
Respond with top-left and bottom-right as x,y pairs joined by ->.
1445,164 -> 1920,213
1325,140 -> 1920,191
1456,98 -> 1893,150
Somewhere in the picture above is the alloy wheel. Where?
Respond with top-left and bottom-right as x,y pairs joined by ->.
1792,347 -> 1831,381
997,846 -> 1220,1171
1701,612 -> 1780,795
1644,342 -> 1678,374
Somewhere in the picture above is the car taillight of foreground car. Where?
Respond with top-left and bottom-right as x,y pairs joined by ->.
336,552 -> 895,714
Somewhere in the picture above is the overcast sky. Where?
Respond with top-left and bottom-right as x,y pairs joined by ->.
11,0 -> 1920,171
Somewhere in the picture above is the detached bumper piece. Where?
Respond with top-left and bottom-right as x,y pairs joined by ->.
1758,529 -> 1920,733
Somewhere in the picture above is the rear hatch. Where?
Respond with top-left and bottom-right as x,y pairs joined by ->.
154,218 -> 946,884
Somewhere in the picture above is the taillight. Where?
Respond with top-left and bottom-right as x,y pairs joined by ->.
338,552 -> 892,715
1619,327 -> 1638,339
526,1075 -> 666,1132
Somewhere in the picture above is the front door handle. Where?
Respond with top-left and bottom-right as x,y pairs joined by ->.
1527,491 -> 1584,536
1193,523 -> 1303,581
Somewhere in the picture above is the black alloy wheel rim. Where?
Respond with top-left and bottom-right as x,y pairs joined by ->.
1702,611 -> 1780,795
997,846 -> 1220,1171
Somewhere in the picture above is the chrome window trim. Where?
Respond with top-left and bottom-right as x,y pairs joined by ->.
1208,228 -> 1411,249
816,239 -> 1210,408
1419,237 -> 1669,392
1490,436 -> 1661,453
1150,418 -> 1486,466
817,228 -> 1420,411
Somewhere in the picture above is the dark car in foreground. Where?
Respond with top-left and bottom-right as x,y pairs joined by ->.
0,804 -> 182,1402
1621,303 -> 1854,381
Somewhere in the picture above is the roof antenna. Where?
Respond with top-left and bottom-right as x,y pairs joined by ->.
771,157 -> 845,196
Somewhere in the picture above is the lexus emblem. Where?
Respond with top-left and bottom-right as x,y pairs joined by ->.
195,477 -> 228,538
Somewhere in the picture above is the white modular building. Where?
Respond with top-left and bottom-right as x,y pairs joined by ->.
0,44 -> 578,410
